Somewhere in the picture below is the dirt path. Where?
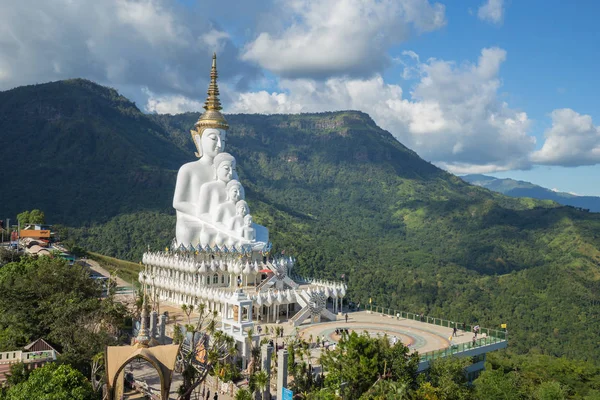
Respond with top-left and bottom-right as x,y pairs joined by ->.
79,258 -> 130,287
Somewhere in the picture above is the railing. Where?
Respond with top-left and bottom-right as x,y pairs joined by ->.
366,305 -> 507,341
366,305 -> 507,364
418,335 -> 506,363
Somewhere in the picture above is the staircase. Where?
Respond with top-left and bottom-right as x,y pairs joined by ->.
289,307 -> 312,326
256,272 -> 274,292
321,308 -> 337,321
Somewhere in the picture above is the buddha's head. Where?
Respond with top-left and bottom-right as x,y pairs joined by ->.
235,200 -> 249,216
213,152 -> 236,182
226,180 -> 243,202
191,53 -> 229,159
194,128 -> 227,159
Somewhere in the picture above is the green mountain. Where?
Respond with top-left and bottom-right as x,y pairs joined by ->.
1,80 -> 600,363
0,79 -> 189,223
462,174 -> 600,212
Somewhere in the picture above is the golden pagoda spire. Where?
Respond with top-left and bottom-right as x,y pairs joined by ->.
204,53 -> 222,111
194,53 -> 229,133
135,283 -> 151,348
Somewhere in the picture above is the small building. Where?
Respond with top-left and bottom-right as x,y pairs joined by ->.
0,339 -> 60,383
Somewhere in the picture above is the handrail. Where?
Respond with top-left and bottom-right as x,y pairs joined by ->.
418,335 -> 506,362
366,305 -> 507,341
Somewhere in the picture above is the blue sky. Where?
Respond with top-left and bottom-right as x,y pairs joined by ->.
1,0 -> 599,195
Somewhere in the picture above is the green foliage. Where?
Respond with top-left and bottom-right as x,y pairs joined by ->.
16,209 -> 45,225
416,357 -> 473,400
1,363 -> 96,400
234,388 -> 253,400
320,331 -> 419,399
4,363 -> 30,387
0,256 -> 129,369
477,352 -> 600,399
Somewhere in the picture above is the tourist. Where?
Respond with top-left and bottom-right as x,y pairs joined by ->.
206,389 -> 211,400
213,392 -> 219,400
345,313 -> 348,323
452,326 -> 457,337
357,302 -> 360,311
472,336 -> 477,347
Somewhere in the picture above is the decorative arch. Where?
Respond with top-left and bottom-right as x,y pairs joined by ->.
110,353 -> 166,400
105,344 -> 180,400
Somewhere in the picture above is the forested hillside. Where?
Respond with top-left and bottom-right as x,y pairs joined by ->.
2,80 -> 600,363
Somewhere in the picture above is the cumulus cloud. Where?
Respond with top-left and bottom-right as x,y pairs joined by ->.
143,88 -> 205,114
531,109 -> 600,166
231,47 -> 535,174
242,0 -> 446,79
0,0 -> 260,98
477,0 -> 504,25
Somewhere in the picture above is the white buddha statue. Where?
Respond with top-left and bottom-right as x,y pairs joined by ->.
215,180 -> 244,224
241,215 -> 256,241
227,200 -> 249,231
172,53 -> 268,248
197,153 -> 236,217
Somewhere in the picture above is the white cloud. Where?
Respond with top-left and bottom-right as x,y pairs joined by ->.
143,88 -> 204,115
231,47 -> 536,173
0,0 -> 259,97
477,0 -> 504,25
242,0 -> 446,78
531,109 -> 600,167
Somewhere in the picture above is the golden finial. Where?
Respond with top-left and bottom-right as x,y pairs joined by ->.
204,53 -> 222,111
193,53 -> 229,143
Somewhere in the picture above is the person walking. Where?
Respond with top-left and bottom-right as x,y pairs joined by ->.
345,313 -> 348,323
452,326 -> 457,337
213,392 -> 219,400
206,389 -> 211,400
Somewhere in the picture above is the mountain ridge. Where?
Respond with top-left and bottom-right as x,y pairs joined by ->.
462,174 -> 600,212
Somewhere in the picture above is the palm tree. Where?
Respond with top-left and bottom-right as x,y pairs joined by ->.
235,388 -> 253,400
254,370 -> 269,400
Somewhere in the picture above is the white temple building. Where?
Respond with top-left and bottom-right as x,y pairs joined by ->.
139,54 -> 346,333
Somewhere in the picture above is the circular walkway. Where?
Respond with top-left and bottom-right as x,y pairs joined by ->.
297,311 -> 470,354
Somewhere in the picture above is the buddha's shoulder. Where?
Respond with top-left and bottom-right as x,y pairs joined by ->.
177,161 -> 202,174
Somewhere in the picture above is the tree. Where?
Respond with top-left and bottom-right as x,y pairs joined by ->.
3,363 -> 30,387
320,332 -> 419,399
16,210 -> 45,225
253,370 -> 269,400
474,368 -> 525,400
2,363 -> 96,400
176,303 -> 236,400
182,304 -> 194,325
0,256 -> 129,372
534,381 -> 568,400
235,388 -> 253,400
416,357 -> 473,400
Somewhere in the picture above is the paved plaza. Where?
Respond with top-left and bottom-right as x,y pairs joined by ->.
296,311 -> 473,355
